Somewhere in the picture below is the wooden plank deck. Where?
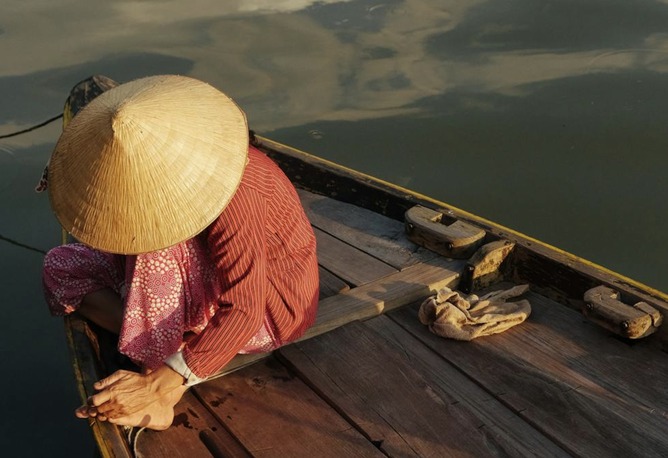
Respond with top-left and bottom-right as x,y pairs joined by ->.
298,189 -> 438,269
130,191 -> 668,457
194,359 -> 383,458
278,319 -> 568,457
313,227 -> 397,286
390,294 -> 668,457
135,392 -> 251,457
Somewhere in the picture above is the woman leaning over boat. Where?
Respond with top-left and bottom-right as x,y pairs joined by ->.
41,75 -> 319,430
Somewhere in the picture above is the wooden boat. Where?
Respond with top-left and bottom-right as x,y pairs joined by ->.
62,77 -> 668,457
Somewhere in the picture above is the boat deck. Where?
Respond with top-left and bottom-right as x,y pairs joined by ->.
116,190 -> 668,457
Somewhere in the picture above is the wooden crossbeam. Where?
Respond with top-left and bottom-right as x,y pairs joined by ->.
215,257 -> 463,376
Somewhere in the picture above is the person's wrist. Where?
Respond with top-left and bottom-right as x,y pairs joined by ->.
164,350 -> 206,386
149,364 -> 186,393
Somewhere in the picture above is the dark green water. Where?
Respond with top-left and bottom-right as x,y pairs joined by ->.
1,1 -> 667,455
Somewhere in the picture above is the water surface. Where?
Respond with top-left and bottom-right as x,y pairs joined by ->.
1,1 -> 667,455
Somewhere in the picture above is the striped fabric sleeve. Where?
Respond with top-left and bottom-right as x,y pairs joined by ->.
182,184 -> 268,378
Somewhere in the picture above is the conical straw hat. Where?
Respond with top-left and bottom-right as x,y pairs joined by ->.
48,75 -> 249,254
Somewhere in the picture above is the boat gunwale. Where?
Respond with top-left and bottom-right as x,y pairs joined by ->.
257,136 -> 668,321
64,315 -> 133,458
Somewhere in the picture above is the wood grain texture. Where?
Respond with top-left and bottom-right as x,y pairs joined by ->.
194,358 -> 383,457
314,227 -> 397,286
299,189 -> 437,269
525,292 -> 668,414
135,391 -> 250,458
279,318 -> 568,457
390,292 -> 668,457
300,256 -> 463,341
318,265 -> 350,299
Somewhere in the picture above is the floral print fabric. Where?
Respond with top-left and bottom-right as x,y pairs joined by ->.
43,236 -> 279,371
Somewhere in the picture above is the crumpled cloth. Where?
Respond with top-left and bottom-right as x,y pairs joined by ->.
418,284 -> 531,340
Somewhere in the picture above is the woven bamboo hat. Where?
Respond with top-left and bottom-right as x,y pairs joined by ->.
48,75 -> 249,254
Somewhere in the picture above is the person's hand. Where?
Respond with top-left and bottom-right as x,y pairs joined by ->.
75,365 -> 185,421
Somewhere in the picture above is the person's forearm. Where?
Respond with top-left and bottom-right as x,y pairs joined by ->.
78,288 -> 124,333
183,307 -> 262,378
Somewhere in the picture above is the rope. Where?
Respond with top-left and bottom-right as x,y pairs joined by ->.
0,113 -> 63,139
0,233 -> 47,255
0,114 -> 66,255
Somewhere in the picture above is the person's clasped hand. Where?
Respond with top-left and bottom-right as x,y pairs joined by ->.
75,366 -> 185,423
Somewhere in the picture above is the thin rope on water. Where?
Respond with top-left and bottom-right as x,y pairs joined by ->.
0,233 -> 47,255
0,113 -> 63,139
0,114 -> 64,255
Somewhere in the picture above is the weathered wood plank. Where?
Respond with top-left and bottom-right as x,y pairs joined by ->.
522,292 -> 668,414
364,316 -> 570,457
279,318 -> 568,457
390,293 -> 668,457
301,256 -> 463,341
211,256 -> 462,376
318,265 -> 350,299
314,227 -> 397,286
299,189 -> 437,269
194,358 -> 383,457
135,392 -> 250,458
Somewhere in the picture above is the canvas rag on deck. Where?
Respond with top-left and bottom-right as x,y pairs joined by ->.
418,285 -> 531,340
